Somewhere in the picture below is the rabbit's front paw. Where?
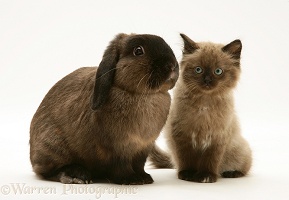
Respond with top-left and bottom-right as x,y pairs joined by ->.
58,164 -> 92,184
112,173 -> 146,185
138,172 -> 154,184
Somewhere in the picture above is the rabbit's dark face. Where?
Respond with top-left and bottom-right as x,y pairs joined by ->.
115,34 -> 179,93
92,34 -> 179,110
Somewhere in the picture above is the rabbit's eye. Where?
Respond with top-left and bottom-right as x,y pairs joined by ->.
133,46 -> 144,56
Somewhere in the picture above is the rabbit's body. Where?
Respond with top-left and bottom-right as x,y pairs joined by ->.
30,34 -> 178,184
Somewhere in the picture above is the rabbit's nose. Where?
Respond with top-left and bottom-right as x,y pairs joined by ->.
166,65 -> 179,83
167,63 -> 179,72
167,70 -> 178,81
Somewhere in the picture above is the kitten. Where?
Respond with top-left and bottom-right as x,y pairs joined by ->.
166,34 -> 252,183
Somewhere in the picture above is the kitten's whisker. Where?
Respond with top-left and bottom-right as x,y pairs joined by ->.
186,83 -> 198,92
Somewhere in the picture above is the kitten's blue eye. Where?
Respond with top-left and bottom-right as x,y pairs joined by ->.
214,68 -> 223,75
195,67 -> 203,74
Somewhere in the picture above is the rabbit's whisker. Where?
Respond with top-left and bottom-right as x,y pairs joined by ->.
94,66 -> 126,81
136,73 -> 149,90
136,71 -> 153,110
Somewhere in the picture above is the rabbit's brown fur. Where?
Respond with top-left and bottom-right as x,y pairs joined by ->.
30,33 -> 179,185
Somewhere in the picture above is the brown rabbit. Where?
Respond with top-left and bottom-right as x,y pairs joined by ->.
30,33 -> 179,185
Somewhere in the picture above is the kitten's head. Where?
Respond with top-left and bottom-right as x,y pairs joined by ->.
180,33 -> 242,95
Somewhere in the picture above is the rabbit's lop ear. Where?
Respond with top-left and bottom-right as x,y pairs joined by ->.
91,34 -> 127,110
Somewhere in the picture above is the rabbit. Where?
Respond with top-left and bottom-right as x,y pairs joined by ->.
29,33 -> 179,185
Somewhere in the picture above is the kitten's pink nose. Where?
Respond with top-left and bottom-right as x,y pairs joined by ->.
204,76 -> 212,85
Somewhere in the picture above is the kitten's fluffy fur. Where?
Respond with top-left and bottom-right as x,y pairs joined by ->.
166,34 -> 252,183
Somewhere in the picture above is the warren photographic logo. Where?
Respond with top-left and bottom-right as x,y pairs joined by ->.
62,184 -> 138,199
1,183 -> 56,195
1,183 -> 138,199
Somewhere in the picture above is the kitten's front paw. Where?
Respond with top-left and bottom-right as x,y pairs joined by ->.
193,172 -> 217,183
221,170 -> 245,178
112,174 -> 145,185
178,170 -> 197,181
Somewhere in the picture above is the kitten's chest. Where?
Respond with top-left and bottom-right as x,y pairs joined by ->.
190,103 -> 220,125
177,97 -> 232,149
191,130 -> 213,150
197,105 -> 210,115
188,96 -> 230,126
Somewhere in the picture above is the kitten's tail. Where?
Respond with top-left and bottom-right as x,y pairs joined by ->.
148,145 -> 174,168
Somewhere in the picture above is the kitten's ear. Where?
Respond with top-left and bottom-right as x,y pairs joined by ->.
222,39 -> 242,59
180,33 -> 199,54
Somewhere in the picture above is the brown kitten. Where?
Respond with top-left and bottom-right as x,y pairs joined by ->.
166,34 -> 252,183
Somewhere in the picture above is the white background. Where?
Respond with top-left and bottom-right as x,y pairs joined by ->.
1,0 -> 289,199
